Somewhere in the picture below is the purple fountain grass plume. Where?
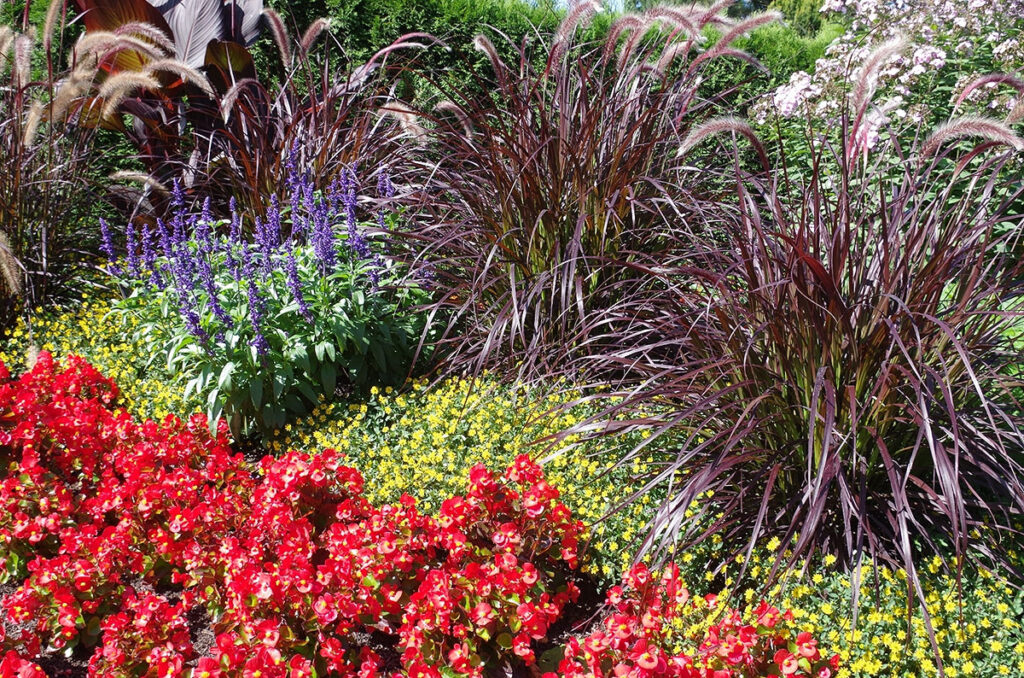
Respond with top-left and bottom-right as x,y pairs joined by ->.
434,100 -> 473,136
644,6 -> 700,38
262,8 -> 292,69
677,116 -> 771,171
849,37 -> 906,134
954,73 -> 1024,110
692,0 -> 736,29
300,18 -> 331,55
379,102 -> 427,144
473,34 -> 507,87
687,11 -> 780,76
602,15 -> 646,65
550,0 -> 602,66
919,116 -> 1024,159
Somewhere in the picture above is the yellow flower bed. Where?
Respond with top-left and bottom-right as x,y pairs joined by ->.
686,543 -> 1024,678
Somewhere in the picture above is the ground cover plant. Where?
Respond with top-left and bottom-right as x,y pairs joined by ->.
0,354 -> 839,678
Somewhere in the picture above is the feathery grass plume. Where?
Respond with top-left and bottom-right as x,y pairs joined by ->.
677,116 -> 770,169
472,34 -> 506,82
849,37 -> 906,131
472,34 -> 509,92
218,77 -> 260,120
616,16 -> 656,71
50,60 -> 99,122
262,8 -> 292,69
0,26 -> 14,66
300,18 -> 331,54
98,71 -> 161,118
919,116 -> 1024,159
110,170 -> 169,194
550,0 -> 601,65
22,100 -> 44,147
380,101 -> 426,143
115,22 -> 176,54
144,58 -> 214,95
644,6 -> 699,38
1008,100 -> 1024,124
687,11 -> 779,75
602,15 -> 646,65
434,100 -> 473,136
697,0 -> 737,27
74,32 -> 169,63
954,73 -> 1024,110
953,72 -> 1024,124
42,0 -> 63,54
11,33 -> 33,88
655,42 -> 694,76
0,231 -> 21,298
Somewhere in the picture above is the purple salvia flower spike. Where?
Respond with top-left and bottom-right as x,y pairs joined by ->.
125,221 -> 140,277
99,218 -> 116,264
285,249 -> 314,322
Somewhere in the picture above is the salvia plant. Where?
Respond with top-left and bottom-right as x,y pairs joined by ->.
561,42 -> 1024,656
103,153 -> 433,437
403,0 -> 779,381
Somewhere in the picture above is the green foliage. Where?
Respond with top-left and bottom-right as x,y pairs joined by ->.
697,21 -> 844,107
769,0 -> 827,36
266,0 -> 573,98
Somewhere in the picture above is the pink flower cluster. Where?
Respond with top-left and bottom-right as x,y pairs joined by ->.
758,0 -> 1024,128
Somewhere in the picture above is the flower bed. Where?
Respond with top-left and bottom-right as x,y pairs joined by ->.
0,354 -> 836,677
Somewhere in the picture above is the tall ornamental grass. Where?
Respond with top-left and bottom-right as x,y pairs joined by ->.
403,1 -> 778,380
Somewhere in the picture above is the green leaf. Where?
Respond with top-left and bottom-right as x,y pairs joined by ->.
218,362 -> 235,391
321,363 -> 337,395
250,378 -> 264,409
